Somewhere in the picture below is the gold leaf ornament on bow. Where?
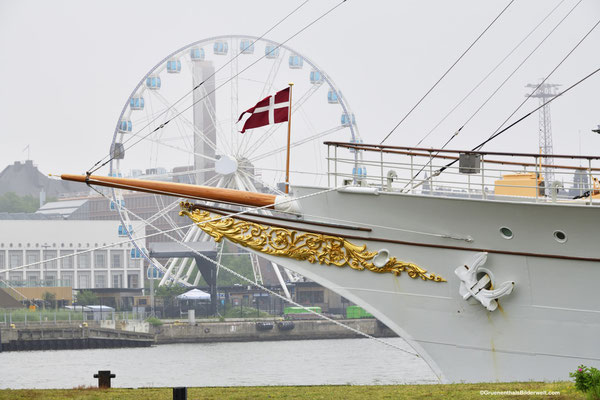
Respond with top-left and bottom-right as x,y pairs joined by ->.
180,203 -> 445,282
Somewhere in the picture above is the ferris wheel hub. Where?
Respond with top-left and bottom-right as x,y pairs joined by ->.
215,154 -> 239,176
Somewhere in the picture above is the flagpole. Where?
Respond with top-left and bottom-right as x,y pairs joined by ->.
285,82 -> 293,194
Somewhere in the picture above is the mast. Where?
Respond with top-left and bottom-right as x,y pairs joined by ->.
285,82 -> 293,194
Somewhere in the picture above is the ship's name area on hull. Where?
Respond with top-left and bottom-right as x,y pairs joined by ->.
180,203 -> 446,283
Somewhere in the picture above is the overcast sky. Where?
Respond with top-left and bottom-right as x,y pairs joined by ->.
0,0 -> 599,181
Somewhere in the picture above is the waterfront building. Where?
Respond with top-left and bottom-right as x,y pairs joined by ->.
0,160 -> 83,198
0,218 -> 144,291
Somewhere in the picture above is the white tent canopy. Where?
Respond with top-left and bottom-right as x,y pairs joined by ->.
177,288 -> 210,301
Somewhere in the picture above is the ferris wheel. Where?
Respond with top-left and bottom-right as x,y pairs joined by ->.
108,35 -> 363,286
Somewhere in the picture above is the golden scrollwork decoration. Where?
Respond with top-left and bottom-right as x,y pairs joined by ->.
179,203 -> 446,283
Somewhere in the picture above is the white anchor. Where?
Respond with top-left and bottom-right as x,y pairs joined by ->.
454,252 -> 514,312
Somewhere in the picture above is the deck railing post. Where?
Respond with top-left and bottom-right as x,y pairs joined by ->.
429,152 -> 434,192
380,149 -> 384,189
589,159 -> 593,206
481,156 -> 486,199
410,155 -> 414,193
468,174 -> 471,198
327,145 -> 331,188
334,146 -> 338,187
535,157 -> 539,203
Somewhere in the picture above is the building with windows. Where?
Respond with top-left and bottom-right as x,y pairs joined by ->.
0,219 -> 144,290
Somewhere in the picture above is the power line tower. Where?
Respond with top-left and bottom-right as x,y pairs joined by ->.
526,82 -> 561,191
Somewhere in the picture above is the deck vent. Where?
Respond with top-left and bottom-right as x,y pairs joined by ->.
459,153 -> 481,174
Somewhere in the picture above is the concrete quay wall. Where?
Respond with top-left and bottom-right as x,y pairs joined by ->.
154,319 -> 397,344
0,323 -> 154,352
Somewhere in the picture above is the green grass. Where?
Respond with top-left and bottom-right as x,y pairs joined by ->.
221,305 -> 271,318
0,382 -> 583,400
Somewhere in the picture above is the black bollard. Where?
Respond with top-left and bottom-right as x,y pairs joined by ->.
93,370 -> 116,388
173,387 -> 187,400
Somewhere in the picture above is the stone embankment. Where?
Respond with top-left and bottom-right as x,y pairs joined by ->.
154,318 -> 397,344
0,318 -> 396,351
0,322 -> 153,352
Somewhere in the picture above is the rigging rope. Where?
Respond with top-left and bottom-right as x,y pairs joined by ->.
414,0 -> 567,148
87,0 -> 347,175
87,0 -> 311,173
109,194 -> 422,358
477,14 -> 600,150
1,180 -> 337,274
88,183 -> 425,358
404,11 -> 599,187
438,65 -> 600,176
9,180 -> 431,360
379,0 -> 517,145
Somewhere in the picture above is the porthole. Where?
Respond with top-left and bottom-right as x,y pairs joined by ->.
499,227 -> 513,240
553,230 -> 567,243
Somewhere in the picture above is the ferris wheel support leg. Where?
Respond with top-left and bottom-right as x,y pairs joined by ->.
271,262 -> 291,300
194,254 -> 218,315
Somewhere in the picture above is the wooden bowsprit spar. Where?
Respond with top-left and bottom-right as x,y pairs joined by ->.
60,174 -> 300,213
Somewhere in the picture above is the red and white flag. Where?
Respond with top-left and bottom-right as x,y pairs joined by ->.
237,87 -> 290,133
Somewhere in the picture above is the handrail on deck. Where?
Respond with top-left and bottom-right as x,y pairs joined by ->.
324,141 -> 600,161
325,141 -> 600,205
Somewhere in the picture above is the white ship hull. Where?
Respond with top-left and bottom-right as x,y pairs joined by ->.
242,186 -> 600,383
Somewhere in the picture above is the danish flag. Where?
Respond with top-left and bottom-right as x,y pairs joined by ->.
237,87 -> 290,133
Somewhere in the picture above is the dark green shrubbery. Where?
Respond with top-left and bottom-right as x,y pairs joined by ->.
571,365 -> 600,400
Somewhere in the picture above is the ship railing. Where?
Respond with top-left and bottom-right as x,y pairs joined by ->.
325,141 -> 600,205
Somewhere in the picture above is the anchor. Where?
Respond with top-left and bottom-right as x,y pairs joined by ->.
455,252 -> 514,312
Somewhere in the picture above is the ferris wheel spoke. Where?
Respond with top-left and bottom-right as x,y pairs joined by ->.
250,125 -> 345,163
260,48 -> 286,99
144,200 -> 183,226
152,92 -> 196,151
153,197 -> 186,240
237,169 -> 260,193
201,172 -> 224,188
237,167 -> 285,196
151,90 -> 222,157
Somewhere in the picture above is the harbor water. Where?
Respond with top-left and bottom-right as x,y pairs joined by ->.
0,338 -> 438,389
